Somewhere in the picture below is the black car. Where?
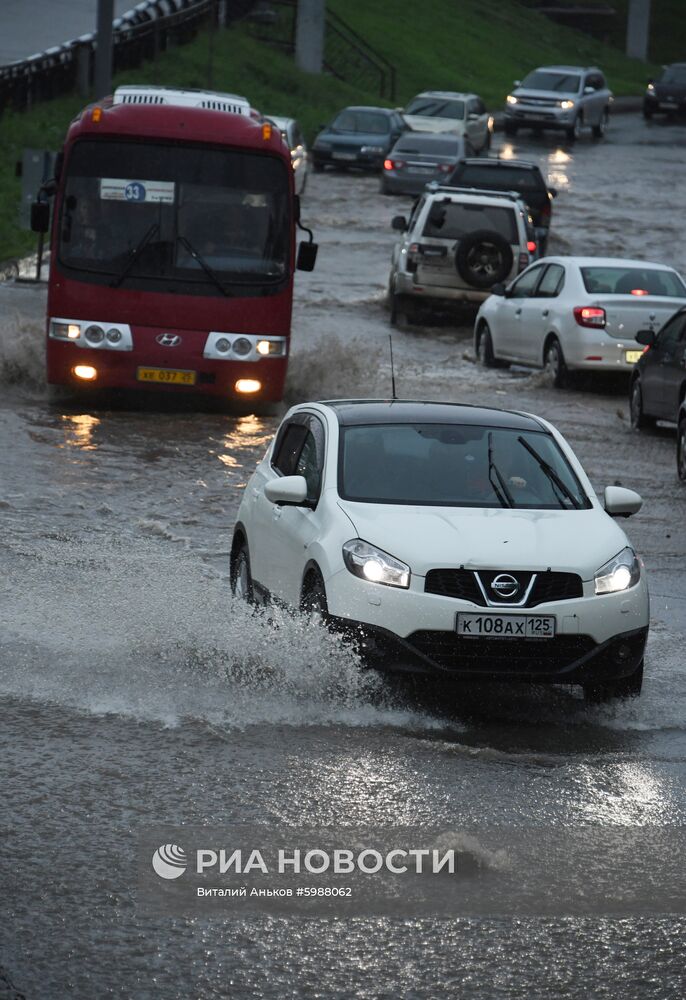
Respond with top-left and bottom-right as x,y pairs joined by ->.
644,63 -> 686,119
630,306 -> 686,433
448,157 -> 556,252
312,106 -> 406,172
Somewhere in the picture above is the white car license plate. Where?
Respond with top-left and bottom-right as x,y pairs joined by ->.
457,613 -> 555,639
332,151 -> 357,160
625,349 -> 643,364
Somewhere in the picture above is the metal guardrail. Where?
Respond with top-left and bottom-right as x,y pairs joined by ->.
247,1 -> 397,101
0,0 -> 256,115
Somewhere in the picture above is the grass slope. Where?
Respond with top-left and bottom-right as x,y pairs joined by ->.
0,0 -> 659,260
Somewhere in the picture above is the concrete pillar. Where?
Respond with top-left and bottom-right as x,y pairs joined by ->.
626,0 -> 651,61
295,0 -> 325,75
94,0 -> 114,99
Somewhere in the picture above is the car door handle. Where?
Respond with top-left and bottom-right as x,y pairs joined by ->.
273,506 -> 282,520
251,487 -> 260,498
542,309 -> 549,317
515,308 -> 522,317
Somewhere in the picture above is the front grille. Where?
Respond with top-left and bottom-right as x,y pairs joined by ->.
424,569 -> 583,607
407,630 -> 595,674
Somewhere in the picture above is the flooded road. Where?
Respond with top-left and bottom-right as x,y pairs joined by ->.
1,116 -> 685,999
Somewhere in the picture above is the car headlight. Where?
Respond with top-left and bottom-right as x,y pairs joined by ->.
646,83 -> 655,93
342,539 -> 410,589
558,99 -> 575,110
594,547 -> 641,595
360,145 -> 384,154
506,95 -> 518,105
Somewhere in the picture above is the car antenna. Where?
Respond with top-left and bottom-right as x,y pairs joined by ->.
388,334 -> 397,400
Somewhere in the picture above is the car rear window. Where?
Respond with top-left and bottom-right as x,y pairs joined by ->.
423,202 -> 518,243
453,164 -> 543,194
395,138 -> 462,156
521,71 -> 581,92
332,111 -> 390,134
405,97 -> 465,120
580,267 -> 686,297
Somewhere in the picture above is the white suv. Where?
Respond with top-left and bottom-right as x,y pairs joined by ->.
388,186 -> 536,323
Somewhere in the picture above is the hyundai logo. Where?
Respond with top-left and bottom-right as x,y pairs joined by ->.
491,573 -> 520,599
156,333 -> 182,347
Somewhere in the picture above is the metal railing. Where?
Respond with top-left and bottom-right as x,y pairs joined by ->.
247,1 -> 397,101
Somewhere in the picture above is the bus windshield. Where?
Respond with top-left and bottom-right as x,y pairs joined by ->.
58,139 -> 290,293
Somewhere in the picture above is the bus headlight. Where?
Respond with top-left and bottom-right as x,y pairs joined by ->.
73,365 -> 97,381
256,339 -> 285,356
235,379 -> 261,394
85,325 -> 105,344
51,321 -> 81,340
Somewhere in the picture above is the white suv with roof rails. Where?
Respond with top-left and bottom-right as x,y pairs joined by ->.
388,186 -> 537,323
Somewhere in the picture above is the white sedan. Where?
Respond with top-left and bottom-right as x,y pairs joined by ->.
474,256 -> 686,386
231,400 -> 649,701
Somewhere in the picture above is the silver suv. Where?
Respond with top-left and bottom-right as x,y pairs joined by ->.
388,186 -> 536,323
504,65 -> 612,141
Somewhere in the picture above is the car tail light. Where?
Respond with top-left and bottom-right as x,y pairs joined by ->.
384,159 -> 403,170
383,159 -> 393,170
630,288 -> 649,296
527,240 -> 537,253
518,252 -> 529,271
438,163 -> 453,173
408,243 -> 420,254
574,306 -> 606,328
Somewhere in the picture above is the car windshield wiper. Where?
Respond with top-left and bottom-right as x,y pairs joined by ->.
111,223 -> 159,288
176,235 -> 232,297
487,431 -> 514,508
517,435 -> 583,510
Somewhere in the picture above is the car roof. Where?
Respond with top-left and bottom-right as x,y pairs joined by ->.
411,90 -> 475,99
337,105 -> 396,114
424,188 -> 523,209
318,399 -> 543,431
534,65 -> 594,73
540,256 -> 678,270
458,157 -> 542,171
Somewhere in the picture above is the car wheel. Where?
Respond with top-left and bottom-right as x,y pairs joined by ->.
477,324 -> 497,367
545,337 -> 569,388
566,114 -> 583,142
629,377 -> 655,431
677,418 -> 686,483
504,121 -> 518,137
592,109 -> 609,138
584,660 -> 643,703
301,569 -> 329,620
230,539 -> 254,603
455,230 -> 514,289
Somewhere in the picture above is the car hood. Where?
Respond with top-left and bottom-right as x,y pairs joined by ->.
654,82 -> 686,97
316,129 -> 390,147
402,114 -> 466,135
337,501 -> 628,579
512,87 -> 577,102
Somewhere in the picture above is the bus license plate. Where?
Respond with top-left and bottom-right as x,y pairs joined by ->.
137,367 -> 197,386
457,613 -> 555,639
625,350 -> 643,364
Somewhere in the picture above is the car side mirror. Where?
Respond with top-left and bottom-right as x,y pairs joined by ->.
603,485 -> 642,518
264,475 -> 309,506
490,282 -> 506,296
584,86 -> 595,95
296,241 -> 318,271
635,329 -> 655,347
391,214 -> 408,231
467,112 -> 479,121
548,187 -> 558,198
513,80 -> 521,87
30,201 -> 50,233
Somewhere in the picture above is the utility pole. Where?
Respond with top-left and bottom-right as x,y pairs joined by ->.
626,0 -> 651,61
295,0 -> 325,75
94,0 -> 114,99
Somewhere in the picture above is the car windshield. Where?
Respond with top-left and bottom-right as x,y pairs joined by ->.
661,65 -> 686,84
339,424 -> 590,509
58,139 -> 290,294
521,71 -> 582,93
405,97 -> 466,120
580,267 -> 686,297
331,110 -> 390,134
423,203 -> 518,242
453,164 -> 542,194
395,137 -> 462,156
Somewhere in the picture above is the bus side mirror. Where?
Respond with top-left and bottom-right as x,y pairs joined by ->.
297,241 -> 318,271
31,201 -> 50,233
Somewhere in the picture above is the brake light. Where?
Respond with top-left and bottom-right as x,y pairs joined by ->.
438,163 -> 453,173
408,243 -> 420,254
384,159 -> 404,170
527,240 -> 537,253
574,306 -> 606,328
384,159 -> 393,170
630,288 -> 649,296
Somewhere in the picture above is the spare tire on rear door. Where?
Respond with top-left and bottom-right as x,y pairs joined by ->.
455,230 -> 513,289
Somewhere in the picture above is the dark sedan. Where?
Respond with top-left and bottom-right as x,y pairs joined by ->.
312,106 -> 406,172
381,132 -> 468,195
630,306 -> 686,431
644,63 -> 686,118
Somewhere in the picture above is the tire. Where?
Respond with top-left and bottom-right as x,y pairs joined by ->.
565,114 -> 583,142
677,418 -> 686,483
476,323 -> 497,367
504,120 -> 518,137
545,337 -> 569,389
301,570 -> 329,621
592,109 -> 609,138
455,230 -> 514,289
629,377 -> 655,431
584,660 -> 643,703
230,539 -> 254,603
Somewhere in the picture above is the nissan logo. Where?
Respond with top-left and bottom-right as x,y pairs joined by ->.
156,333 -> 182,347
491,573 -> 520,599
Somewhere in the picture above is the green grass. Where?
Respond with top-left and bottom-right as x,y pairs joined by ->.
0,0 -> 661,260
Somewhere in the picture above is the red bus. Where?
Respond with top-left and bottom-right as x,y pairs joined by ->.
32,86 -> 317,403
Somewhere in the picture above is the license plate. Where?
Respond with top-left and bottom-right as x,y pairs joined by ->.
137,367 -> 197,386
332,151 -> 356,161
457,613 -> 556,639
408,167 -> 434,174
625,350 -> 643,364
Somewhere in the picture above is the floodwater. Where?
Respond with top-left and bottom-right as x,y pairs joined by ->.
1,117 -> 685,999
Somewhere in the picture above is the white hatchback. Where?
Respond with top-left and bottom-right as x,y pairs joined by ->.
231,400 -> 649,701
474,256 -> 686,386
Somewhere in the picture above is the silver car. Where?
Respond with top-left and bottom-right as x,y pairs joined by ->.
504,65 -> 612,141
381,132 -> 468,196
265,115 -> 308,195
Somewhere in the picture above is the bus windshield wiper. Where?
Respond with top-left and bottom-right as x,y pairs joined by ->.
517,435 -> 583,509
111,223 -> 159,288
487,431 -> 514,508
176,235 -> 232,297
